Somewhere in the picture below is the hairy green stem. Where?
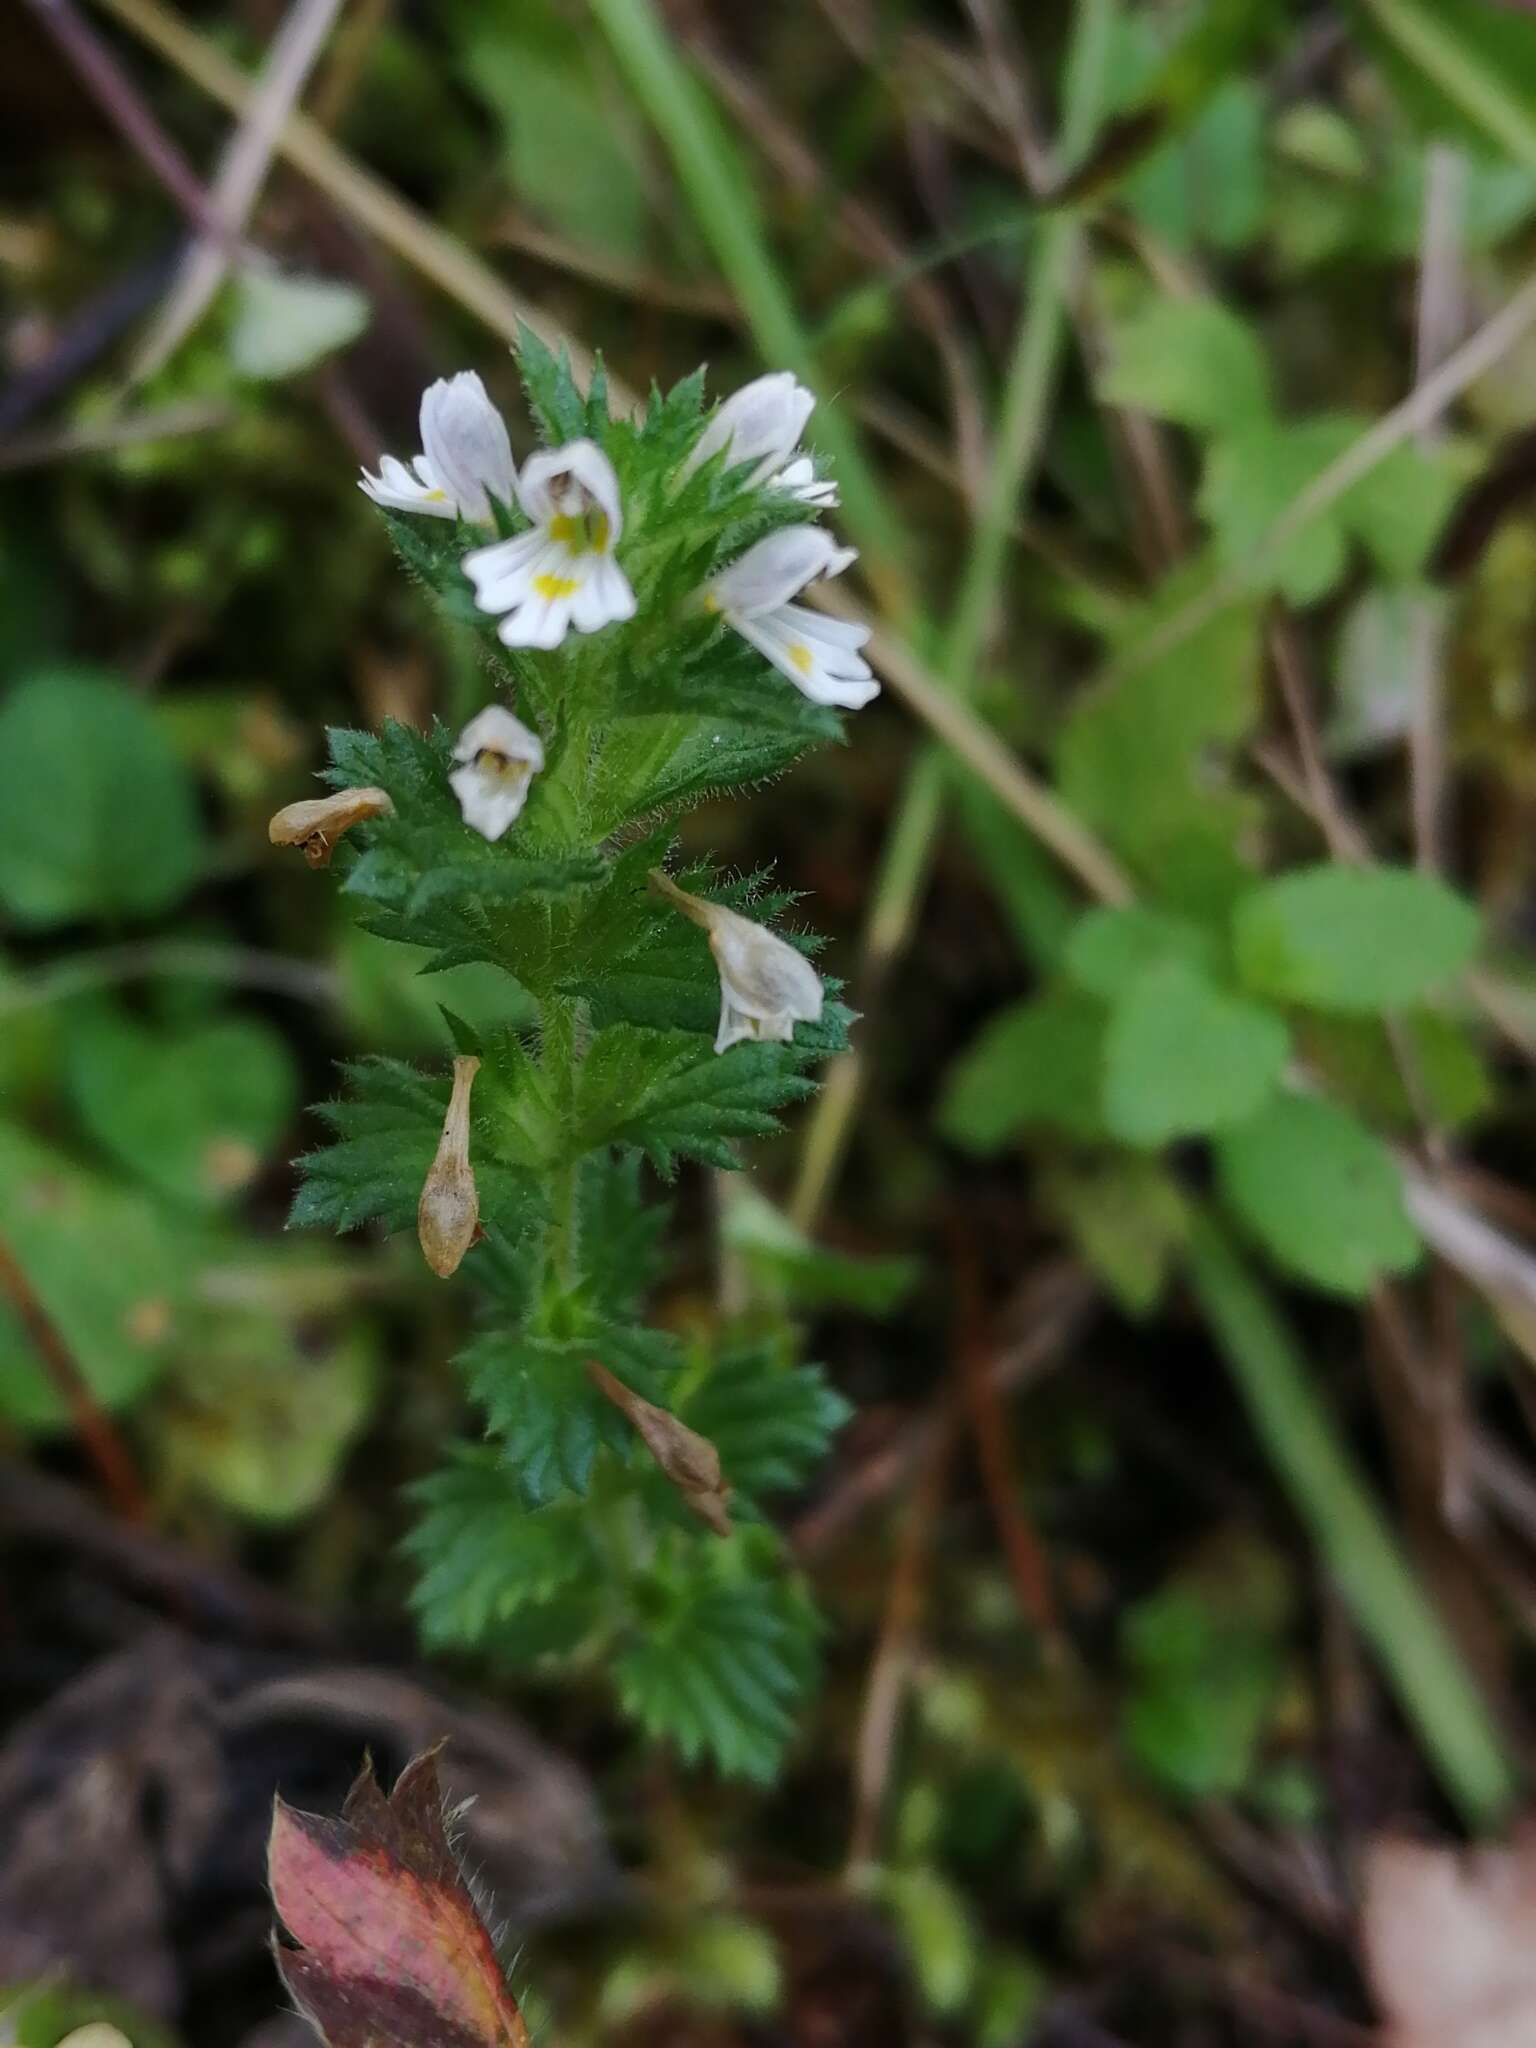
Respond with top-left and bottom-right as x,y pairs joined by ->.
1185,1210 -> 1518,1831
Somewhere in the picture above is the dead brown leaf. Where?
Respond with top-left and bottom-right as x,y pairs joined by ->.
269,1746 -> 531,2048
1362,1827 -> 1536,2048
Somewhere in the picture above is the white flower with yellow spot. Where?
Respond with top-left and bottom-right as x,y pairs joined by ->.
359,372 -> 515,523
707,527 -> 877,710
682,370 -> 837,506
449,705 -> 545,841
651,869 -> 824,1054
463,440 -> 635,649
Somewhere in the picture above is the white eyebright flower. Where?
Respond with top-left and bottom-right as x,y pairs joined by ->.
683,370 -> 814,484
682,370 -> 838,505
360,372 -> 516,523
650,869 -> 824,1055
449,704 -> 545,841
707,527 -> 878,710
462,439 -> 636,649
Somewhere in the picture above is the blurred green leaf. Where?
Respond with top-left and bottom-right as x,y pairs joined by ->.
1300,1010 -> 1494,1133
1057,581 -> 1261,870
1041,1154 -> 1190,1317
228,267 -> 370,380
0,1123 -> 191,1428
1232,863 -> 1481,1013
1216,1091 -> 1421,1295
65,1001 -> 296,1208
1066,904 -> 1220,1000
157,1297 -> 375,1521
720,1183 -> 918,1314
1103,961 -> 1288,1146
1102,298 -> 1272,433
1199,416 -> 1356,602
864,1866 -> 977,2016
459,0 -> 652,256
1121,1536 -> 1292,1799
1350,0 -> 1536,165
0,670 -> 204,926
939,988 -> 1108,1152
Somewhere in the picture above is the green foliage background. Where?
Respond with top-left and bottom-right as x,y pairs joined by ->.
10,0 -> 1536,2039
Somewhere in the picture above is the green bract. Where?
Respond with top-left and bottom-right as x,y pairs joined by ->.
286,337 -> 867,1779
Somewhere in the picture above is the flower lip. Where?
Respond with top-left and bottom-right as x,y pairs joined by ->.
417,371 -> 516,522
516,438 -> 625,545
708,526 -> 857,618
449,705 -> 546,841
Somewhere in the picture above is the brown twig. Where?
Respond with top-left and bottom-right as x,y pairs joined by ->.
793,1259 -> 1095,1560
0,1235 -> 147,1522
846,1413 -> 952,1869
952,1234 -> 1060,1642
21,0 -> 241,248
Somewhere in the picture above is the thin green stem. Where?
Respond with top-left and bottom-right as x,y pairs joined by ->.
1185,1209 -> 1518,1831
587,0 -> 906,597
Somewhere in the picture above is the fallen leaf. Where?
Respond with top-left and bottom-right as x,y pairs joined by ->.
269,1747 -> 530,2048
1362,1827 -> 1536,2048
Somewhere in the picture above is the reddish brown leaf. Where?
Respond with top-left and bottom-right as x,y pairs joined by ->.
269,1746 -> 530,2048
1362,1826 -> 1536,2048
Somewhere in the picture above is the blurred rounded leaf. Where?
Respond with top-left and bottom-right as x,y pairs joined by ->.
1217,1091 -> 1421,1296
1102,961 -> 1288,1146
229,267 -> 371,381
0,670 -> 204,926
65,1002 -> 296,1208
0,1123 -> 190,1428
157,1299 -> 375,1522
1232,863 -> 1480,1014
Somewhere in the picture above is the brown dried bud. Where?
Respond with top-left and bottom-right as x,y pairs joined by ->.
269,786 -> 393,868
587,1360 -> 732,1536
417,1055 -> 481,1278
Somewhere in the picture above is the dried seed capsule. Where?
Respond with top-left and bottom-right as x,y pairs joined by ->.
268,786 -> 393,868
587,1359 -> 732,1536
417,1055 -> 481,1278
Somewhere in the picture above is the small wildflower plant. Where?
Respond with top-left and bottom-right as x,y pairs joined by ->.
280,339 -> 873,1780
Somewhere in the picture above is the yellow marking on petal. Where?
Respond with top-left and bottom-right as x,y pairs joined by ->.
534,572 -> 581,600
549,513 -> 581,546
424,488 -> 448,501
788,642 -> 814,674
702,591 -> 722,614
589,512 -> 610,554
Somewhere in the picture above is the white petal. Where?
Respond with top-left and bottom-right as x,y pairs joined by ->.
449,759 -> 533,841
774,455 -> 840,507
715,992 -> 756,1054
449,705 -> 543,840
419,371 -> 516,522
709,908 -> 823,1027
452,704 -> 544,770
708,526 -> 855,616
462,529 -> 547,611
731,604 -> 880,710
683,371 -> 815,484
359,451 -> 456,518
517,438 -> 625,542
